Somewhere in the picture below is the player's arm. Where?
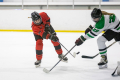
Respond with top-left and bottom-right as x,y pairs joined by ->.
32,25 -> 58,42
75,20 -> 105,46
84,22 -> 105,40
31,24 -> 49,39
85,25 -> 94,34
40,12 -> 50,25
75,26 -> 103,46
42,12 -> 56,35
41,30 -> 58,42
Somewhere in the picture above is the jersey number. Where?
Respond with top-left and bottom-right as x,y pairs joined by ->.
92,28 -> 99,32
109,15 -> 115,23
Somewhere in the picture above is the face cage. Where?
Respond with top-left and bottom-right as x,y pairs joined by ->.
92,17 -> 101,23
33,18 -> 42,25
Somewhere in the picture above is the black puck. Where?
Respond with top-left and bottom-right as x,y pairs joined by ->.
77,52 -> 80,54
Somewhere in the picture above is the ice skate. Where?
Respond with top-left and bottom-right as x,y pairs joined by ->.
35,60 -> 41,68
58,54 -> 68,63
98,55 -> 108,69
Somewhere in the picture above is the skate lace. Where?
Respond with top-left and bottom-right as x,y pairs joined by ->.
100,58 -> 105,63
59,54 -> 67,60
59,54 -> 64,58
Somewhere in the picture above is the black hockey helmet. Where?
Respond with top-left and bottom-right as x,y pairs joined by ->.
31,11 -> 42,25
91,8 -> 102,22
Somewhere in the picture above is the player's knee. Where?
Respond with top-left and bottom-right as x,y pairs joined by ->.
36,39 -> 43,50
36,39 -> 43,45
97,36 -> 107,43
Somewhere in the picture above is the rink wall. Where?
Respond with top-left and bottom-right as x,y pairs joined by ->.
0,10 -> 120,32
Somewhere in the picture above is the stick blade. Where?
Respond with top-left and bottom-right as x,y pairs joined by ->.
43,68 -> 50,73
81,55 -> 93,59
111,66 -> 118,76
111,72 -> 115,76
73,52 -> 80,58
73,52 -> 77,58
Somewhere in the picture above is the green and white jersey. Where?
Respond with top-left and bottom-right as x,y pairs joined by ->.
84,14 -> 120,40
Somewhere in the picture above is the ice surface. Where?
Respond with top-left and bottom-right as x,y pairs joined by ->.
0,32 -> 119,80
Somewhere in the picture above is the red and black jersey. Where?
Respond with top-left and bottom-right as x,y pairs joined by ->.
32,12 -> 50,39
32,12 -> 63,61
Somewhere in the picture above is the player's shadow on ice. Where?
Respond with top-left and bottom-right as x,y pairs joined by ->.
55,66 -> 84,73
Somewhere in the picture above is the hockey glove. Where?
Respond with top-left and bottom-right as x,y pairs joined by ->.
45,24 -> 51,33
75,35 -> 86,46
49,35 -> 59,42
85,25 -> 93,34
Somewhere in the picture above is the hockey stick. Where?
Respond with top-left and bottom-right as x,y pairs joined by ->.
58,41 -> 77,58
82,41 -> 116,59
111,66 -> 118,76
48,31 -> 76,58
43,45 -> 76,73
82,53 -> 99,59
112,61 -> 120,76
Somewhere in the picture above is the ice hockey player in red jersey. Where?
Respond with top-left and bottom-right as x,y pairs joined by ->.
75,8 -> 120,69
31,11 -> 68,67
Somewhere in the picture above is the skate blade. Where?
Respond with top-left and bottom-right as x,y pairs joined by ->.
73,52 -> 77,58
59,58 -> 68,63
59,59 -> 68,63
35,64 -> 40,68
61,60 -> 68,63
99,64 -> 107,69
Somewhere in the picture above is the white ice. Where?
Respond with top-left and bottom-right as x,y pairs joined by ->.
0,32 -> 119,80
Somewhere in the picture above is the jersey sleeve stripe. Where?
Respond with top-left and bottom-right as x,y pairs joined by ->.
87,33 -> 94,38
90,31 -> 97,36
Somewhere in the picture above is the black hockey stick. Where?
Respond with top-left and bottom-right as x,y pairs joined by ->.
82,53 -> 99,59
58,41 -> 77,58
43,45 -> 76,73
111,66 -> 118,76
82,41 -> 116,59
48,32 -> 76,58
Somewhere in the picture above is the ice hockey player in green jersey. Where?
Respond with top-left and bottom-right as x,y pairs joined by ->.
75,8 -> 120,69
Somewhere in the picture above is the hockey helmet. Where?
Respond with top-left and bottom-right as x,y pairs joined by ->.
91,8 -> 102,22
31,11 -> 42,25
